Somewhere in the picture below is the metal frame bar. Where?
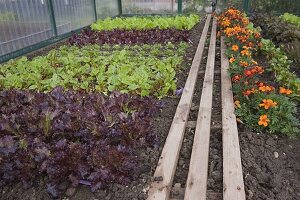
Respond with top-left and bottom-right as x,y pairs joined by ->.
93,0 -> 97,21
178,0 -> 182,14
118,0 -> 122,16
0,26 -> 87,63
46,0 -> 58,36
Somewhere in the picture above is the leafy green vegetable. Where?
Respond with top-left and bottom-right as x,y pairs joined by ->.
91,14 -> 200,31
280,13 -> 300,28
0,43 -> 188,98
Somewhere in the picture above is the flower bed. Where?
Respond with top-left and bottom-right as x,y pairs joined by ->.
218,8 -> 299,136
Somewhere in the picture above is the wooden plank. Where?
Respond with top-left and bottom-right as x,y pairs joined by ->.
170,187 -> 222,200
146,14 -> 212,200
184,17 -> 217,200
220,37 -> 246,200
187,120 -> 221,130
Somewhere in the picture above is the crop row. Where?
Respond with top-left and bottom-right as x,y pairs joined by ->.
69,28 -> 189,46
280,13 -> 300,28
218,8 -> 299,136
91,14 -> 200,31
0,42 -> 188,98
0,88 -> 160,197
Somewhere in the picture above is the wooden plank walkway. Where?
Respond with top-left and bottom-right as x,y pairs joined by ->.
147,17 -> 246,200
221,37 -> 246,200
147,14 -> 212,200
184,17 -> 217,200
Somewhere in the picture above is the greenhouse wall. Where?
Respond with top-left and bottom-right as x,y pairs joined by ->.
1,0 -> 300,62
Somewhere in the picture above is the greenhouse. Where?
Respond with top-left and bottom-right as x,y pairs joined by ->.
0,0 -> 299,199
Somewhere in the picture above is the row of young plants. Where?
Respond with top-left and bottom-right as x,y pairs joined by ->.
251,12 -> 300,63
0,42 -> 188,98
260,39 -> 300,98
91,14 -> 200,31
280,13 -> 300,28
69,28 -> 189,46
0,15 -> 200,197
251,12 -> 300,44
218,8 -> 299,136
0,88 -> 160,197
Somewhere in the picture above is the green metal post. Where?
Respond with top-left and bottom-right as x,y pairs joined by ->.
93,0 -> 98,21
118,0 -> 122,16
47,0 -> 58,36
243,0 -> 249,14
178,0 -> 182,14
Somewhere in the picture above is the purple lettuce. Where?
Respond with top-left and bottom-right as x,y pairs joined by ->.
69,28 -> 189,47
0,88 -> 162,197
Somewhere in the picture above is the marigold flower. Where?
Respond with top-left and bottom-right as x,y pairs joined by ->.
259,85 -> 274,92
243,88 -> 255,96
229,57 -> 236,63
234,100 -> 241,108
244,69 -> 253,77
259,99 -> 278,109
258,114 -> 270,127
279,87 -> 292,95
232,45 -> 239,51
232,74 -> 242,82
241,49 -> 250,56
239,61 -> 249,67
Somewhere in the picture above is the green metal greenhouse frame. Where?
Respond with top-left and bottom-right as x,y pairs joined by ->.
0,0 -> 183,63
1,0 -> 300,63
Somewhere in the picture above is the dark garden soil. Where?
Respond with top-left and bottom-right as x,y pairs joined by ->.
0,17 -> 206,200
239,128 -> 300,200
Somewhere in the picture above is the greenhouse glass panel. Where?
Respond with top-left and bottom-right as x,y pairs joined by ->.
0,0 -> 53,56
218,0 -> 244,11
122,0 -> 177,15
96,0 -> 119,19
52,0 -> 95,35
182,0 -> 212,14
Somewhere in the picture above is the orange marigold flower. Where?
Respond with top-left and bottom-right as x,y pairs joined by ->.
255,32 -> 261,39
259,99 -> 278,109
243,88 -> 255,96
229,57 -> 236,63
239,61 -> 249,67
232,45 -> 239,51
252,59 -> 258,65
259,85 -> 274,92
244,69 -> 253,77
258,114 -> 270,127
279,87 -> 292,95
232,74 -> 242,82
241,49 -> 250,56
234,100 -> 241,108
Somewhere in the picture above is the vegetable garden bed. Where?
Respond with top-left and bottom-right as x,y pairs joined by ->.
0,14 -> 205,200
